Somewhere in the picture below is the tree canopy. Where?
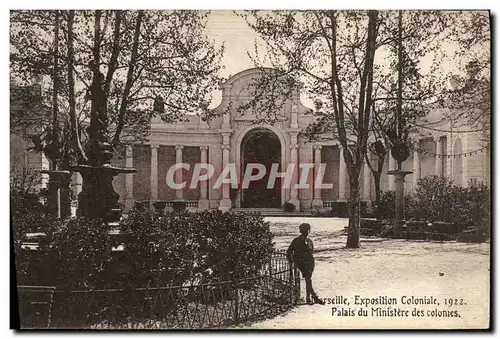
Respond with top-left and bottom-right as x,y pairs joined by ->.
238,10 -> 489,247
10,10 -> 225,166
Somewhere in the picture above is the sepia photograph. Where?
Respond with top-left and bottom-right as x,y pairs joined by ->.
9,8 -> 491,330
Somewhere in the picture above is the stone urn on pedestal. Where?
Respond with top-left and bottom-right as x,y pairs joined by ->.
71,127 -> 136,223
71,70 -> 136,223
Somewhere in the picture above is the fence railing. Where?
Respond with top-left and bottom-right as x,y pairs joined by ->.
16,250 -> 300,329
323,201 -> 335,208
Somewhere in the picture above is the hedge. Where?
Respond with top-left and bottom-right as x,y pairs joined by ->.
406,176 -> 490,235
14,209 -> 274,289
376,176 -> 490,237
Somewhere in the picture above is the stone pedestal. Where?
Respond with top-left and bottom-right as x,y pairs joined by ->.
288,133 -> 300,211
219,142 -> 231,212
198,145 -> 209,210
235,188 -> 242,208
312,199 -> 323,209
287,198 -> 300,210
71,165 -> 136,222
387,170 -> 413,221
41,170 -> 71,219
153,201 -> 167,213
198,198 -> 210,210
124,145 -> 134,212
218,198 -> 232,212
312,144 -> 323,208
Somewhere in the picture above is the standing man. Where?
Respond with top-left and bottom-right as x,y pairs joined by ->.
287,223 -> 325,305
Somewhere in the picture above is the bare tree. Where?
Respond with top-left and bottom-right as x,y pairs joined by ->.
364,10 -> 449,214
241,10 -> 380,248
445,11 -> 490,143
10,10 -> 224,166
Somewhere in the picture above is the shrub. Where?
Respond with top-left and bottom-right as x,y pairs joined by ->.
375,190 -> 415,221
360,219 -> 383,236
133,201 -> 149,211
377,190 -> 395,219
14,216 -> 105,288
153,201 -> 167,212
13,213 -> 63,286
119,209 -> 201,287
360,201 -> 372,218
172,201 -> 187,211
406,176 -> 453,222
50,217 -> 111,289
378,220 -> 397,238
11,171 -> 66,286
11,200 -> 56,243
330,201 -> 348,217
15,208 -> 275,289
457,228 -> 489,243
406,175 -> 490,233
283,202 -> 296,212
119,210 -> 274,285
11,169 -> 52,241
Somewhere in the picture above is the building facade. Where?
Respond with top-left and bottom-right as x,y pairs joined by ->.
107,68 -> 490,212
11,68 -> 491,213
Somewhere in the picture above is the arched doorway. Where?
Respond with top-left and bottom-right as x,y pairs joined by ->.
453,138 -> 463,186
240,128 -> 282,208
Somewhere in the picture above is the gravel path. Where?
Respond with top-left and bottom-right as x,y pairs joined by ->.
243,217 -> 490,329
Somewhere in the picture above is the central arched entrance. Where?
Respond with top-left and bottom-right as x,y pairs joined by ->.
240,128 -> 282,208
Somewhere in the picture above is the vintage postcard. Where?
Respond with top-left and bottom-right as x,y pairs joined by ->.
10,9 -> 491,330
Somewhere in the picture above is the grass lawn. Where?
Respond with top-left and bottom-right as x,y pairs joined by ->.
243,217 -> 490,329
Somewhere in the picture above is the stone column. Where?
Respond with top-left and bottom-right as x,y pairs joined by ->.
291,83 -> 302,129
388,152 -> 395,191
291,103 -> 299,129
124,144 -> 134,212
312,144 -> 323,208
447,133 -> 453,180
484,146 -> 490,186
435,137 -> 443,176
363,158 -> 371,201
462,134 -> 469,186
150,144 -> 159,205
199,145 -> 209,209
218,83 -> 232,211
175,145 -> 184,201
222,83 -> 232,129
338,146 -> 347,201
393,171 -> 411,221
70,172 -> 83,217
288,133 -> 300,210
413,149 -> 420,188
219,144 -> 232,211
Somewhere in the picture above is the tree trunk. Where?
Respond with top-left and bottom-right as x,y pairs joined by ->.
345,10 -> 379,249
67,10 -> 87,163
365,151 -> 385,219
397,10 -> 403,142
104,10 -> 122,96
52,10 -> 59,138
346,172 -> 361,248
112,10 -> 143,147
90,10 -> 102,121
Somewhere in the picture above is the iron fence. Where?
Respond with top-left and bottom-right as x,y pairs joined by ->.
16,250 -> 300,329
